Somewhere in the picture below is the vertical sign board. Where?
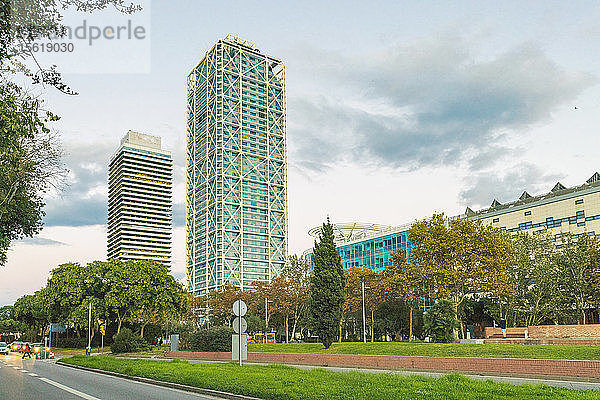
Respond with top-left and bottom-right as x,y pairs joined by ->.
232,334 -> 248,361
232,300 -> 247,366
170,334 -> 179,352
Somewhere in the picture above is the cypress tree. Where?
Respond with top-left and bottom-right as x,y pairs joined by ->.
309,218 -> 345,349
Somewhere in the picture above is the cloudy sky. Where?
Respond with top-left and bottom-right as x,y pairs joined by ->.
3,0 -> 600,305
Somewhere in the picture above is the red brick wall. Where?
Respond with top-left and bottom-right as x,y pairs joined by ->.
528,324 -> 600,338
164,351 -> 600,379
484,324 -> 600,339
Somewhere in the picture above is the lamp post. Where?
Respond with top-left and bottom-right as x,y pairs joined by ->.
361,280 -> 367,343
87,302 -> 92,356
265,298 -> 273,342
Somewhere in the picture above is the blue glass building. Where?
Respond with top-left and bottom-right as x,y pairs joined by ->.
304,223 -> 411,271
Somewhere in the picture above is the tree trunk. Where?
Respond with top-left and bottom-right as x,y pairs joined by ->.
285,315 -> 289,344
339,319 -> 342,343
409,305 -> 413,342
117,314 -> 123,334
140,323 -> 147,338
291,316 -> 298,341
370,309 -> 375,343
453,300 -> 460,339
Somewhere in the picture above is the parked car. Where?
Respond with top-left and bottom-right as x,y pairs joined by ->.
9,341 -> 24,352
0,342 -> 8,355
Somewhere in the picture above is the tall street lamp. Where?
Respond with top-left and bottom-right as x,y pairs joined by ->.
361,280 -> 370,344
265,298 -> 274,336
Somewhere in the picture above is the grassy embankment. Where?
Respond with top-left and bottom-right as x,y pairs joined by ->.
60,356 -> 600,400
248,342 -> 600,360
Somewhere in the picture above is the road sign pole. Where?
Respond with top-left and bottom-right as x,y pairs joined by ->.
238,316 -> 242,367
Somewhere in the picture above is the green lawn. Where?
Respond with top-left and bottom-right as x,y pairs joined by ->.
59,356 -> 600,400
248,342 -> 600,360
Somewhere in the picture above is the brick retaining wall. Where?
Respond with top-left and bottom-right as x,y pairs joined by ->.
529,324 -> 600,338
165,351 -> 600,379
484,324 -> 600,339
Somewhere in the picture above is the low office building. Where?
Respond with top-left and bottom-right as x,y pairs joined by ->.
465,172 -> 600,239
303,222 -> 411,271
107,131 -> 173,264
304,172 -> 600,273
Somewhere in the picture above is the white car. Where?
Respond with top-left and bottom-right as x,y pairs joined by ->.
0,342 -> 8,355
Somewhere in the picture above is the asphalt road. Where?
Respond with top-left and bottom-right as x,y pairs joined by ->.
0,352 -> 221,400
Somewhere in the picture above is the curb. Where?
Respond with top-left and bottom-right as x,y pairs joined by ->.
57,360 -> 261,400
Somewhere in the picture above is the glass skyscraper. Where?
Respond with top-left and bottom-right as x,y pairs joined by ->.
186,35 -> 287,295
107,131 -> 172,264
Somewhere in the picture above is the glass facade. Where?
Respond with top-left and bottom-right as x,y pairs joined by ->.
186,36 -> 287,296
305,228 -> 411,272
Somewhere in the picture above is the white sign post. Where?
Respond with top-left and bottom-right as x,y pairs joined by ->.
232,300 -> 247,366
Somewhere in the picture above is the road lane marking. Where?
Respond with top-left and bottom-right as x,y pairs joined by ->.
29,373 -> 38,377
39,377 -> 101,400
20,369 -> 28,373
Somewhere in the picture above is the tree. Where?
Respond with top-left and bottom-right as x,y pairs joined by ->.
506,233 -> 559,326
423,299 -> 459,343
309,219 -> 345,349
345,267 -> 386,342
206,284 -> 249,326
41,262 -> 89,337
1,0 -> 141,91
0,81 -> 66,266
133,260 -> 188,337
0,0 -> 141,266
102,260 -> 142,334
282,255 -> 310,341
12,291 -> 48,339
408,214 -> 513,337
385,249 -> 428,341
556,234 -> 599,324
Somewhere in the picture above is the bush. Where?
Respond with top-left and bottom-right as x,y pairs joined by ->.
55,337 -> 88,348
185,326 -> 233,352
110,328 -> 149,354
424,299 -> 460,343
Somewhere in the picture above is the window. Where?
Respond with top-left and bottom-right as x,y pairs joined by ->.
492,218 -> 499,223
575,199 -> 584,205
524,211 -> 531,216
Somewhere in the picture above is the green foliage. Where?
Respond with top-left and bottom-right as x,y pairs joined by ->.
424,300 -> 460,343
184,326 -> 234,352
245,313 -> 266,333
61,356 -> 600,400
55,338 -> 88,349
1,0 -> 143,266
555,234 -> 599,324
110,328 -> 149,354
142,324 -> 162,344
0,81 -> 65,266
309,219 -> 345,349
375,300 -> 424,340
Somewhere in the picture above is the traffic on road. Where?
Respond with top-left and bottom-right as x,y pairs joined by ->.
0,351 -> 217,400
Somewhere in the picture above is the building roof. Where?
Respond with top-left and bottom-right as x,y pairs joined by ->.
466,172 -> 600,218
308,222 -> 411,246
